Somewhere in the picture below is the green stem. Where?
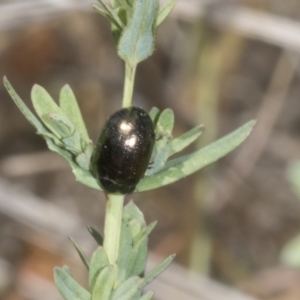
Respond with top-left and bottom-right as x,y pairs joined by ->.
103,193 -> 125,264
122,63 -> 137,108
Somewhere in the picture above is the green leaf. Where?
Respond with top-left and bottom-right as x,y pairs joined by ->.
111,0 -> 121,8
123,201 -> 146,227
4,77 -> 100,190
94,0 -> 125,31
119,0 -> 132,11
148,107 -> 160,125
41,132 -> 65,147
134,221 -> 157,245
101,1 -> 125,28
87,226 -> 104,245
75,148 -> 92,170
93,1 -> 124,30
280,234 -> 300,267
45,137 -> 73,162
31,84 -> 63,123
118,202 -> 150,282
45,138 -> 102,190
156,0 -> 177,26
128,219 -> 142,242
59,84 -> 90,143
54,266 -> 91,300
69,237 -> 90,270
169,124 -> 205,156
41,113 -> 75,140
139,291 -> 154,300
136,120 -> 256,192
40,115 -> 66,139
89,247 -> 109,290
117,0 -> 158,66
127,222 -> 156,277
156,108 -> 174,133
43,121 -> 91,170
287,161 -> 300,199
93,4 -> 114,22
140,254 -> 175,288
62,131 -> 82,154
128,238 -> 147,277
111,276 -> 141,300
92,265 -> 116,300
117,7 -> 128,26
72,167 -> 102,190
117,221 -> 133,283
3,77 -> 48,134
146,109 -> 174,176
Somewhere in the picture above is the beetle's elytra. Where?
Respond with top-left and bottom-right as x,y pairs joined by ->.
93,106 -> 155,194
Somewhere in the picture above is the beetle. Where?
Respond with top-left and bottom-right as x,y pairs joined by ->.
92,106 -> 155,194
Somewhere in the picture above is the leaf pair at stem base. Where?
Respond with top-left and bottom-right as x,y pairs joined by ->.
54,202 -> 175,300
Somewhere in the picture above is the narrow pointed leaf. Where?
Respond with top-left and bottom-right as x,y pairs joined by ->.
127,238 -> 147,277
169,124 -> 205,156
118,0 -> 158,66
59,84 -> 90,142
41,113 -> 75,139
135,221 -> 157,245
69,237 -> 89,270
44,137 -> 97,188
54,267 -> 91,300
123,201 -> 146,226
62,131 -> 82,154
128,219 -> 142,242
156,0 -> 177,26
156,108 -> 174,133
146,109 -> 174,176
140,254 -> 175,288
46,138 -> 102,190
93,4 -> 114,22
72,167 -> 102,190
87,226 -> 104,245
3,77 -> 48,134
40,115 -> 65,139
127,222 -> 157,277
100,0 -> 125,28
136,120 -> 256,192
139,291 -> 154,300
42,114 -> 84,154
75,152 -> 90,170
41,132 -> 64,147
31,84 -> 63,121
4,78 -> 101,191
111,276 -> 141,300
93,1 -> 124,29
89,247 -> 109,290
148,107 -> 160,124
117,221 -> 133,283
92,265 -> 116,300
287,161 -> 300,199
45,138 -> 73,162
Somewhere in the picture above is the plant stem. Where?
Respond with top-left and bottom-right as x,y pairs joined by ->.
122,63 -> 137,108
103,193 -> 125,265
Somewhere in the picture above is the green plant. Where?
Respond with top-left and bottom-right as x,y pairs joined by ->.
280,161 -> 300,267
3,0 -> 255,299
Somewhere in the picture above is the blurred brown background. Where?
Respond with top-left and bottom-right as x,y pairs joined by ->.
1,0 -> 300,299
